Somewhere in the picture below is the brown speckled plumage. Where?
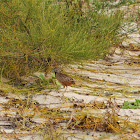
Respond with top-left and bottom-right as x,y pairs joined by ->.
52,68 -> 75,87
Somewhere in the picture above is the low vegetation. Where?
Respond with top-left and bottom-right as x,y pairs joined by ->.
0,0 -> 125,81
1,97 -> 139,140
0,0 -> 139,140
122,99 -> 140,109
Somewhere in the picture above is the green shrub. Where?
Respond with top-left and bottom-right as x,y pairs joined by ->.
0,0 -> 124,81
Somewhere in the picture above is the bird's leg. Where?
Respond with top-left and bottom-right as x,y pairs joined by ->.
64,86 -> 67,92
61,86 -> 68,101
62,86 -> 66,97
63,86 -> 68,96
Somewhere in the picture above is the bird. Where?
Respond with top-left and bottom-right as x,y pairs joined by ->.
51,68 -> 75,88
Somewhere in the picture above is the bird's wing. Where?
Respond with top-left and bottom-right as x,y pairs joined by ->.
56,73 -> 75,83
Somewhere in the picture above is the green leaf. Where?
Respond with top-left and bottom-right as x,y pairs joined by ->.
39,74 -> 45,80
52,73 -> 56,79
56,80 -> 63,87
